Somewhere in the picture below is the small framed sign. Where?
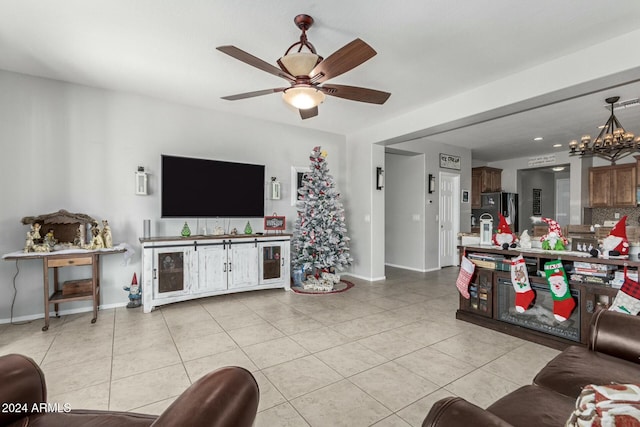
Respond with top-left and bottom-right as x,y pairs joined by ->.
439,153 -> 461,170
264,215 -> 286,232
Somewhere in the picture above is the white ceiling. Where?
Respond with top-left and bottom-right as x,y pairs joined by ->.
2,0 -> 640,161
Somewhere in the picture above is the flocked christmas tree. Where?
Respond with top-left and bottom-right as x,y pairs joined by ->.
293,146 -> 353,277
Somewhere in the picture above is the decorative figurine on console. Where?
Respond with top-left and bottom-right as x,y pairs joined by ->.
31,222 -> 42,241
24,223 -> 50,252
519,230 -> 532,249
101,220 -> 113,248
74,224 -> 84,247
23,229 -> 34,253
600,215 -> 629,257
88,223 -> 104,249
44,228 -> 57,249
532,216 -> 567,251
181,222 -> 191,237
492,214 -> 517,249
123,273 -> 141,308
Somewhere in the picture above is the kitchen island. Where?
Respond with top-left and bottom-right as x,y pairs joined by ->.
457,245 -> 638,349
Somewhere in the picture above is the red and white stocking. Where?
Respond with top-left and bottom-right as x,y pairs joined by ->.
611,268 -> 640,315
510,255 -> 535,312
456,256 -> 475,299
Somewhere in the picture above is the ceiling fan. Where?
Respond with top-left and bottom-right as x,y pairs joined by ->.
216,14 -> 391,120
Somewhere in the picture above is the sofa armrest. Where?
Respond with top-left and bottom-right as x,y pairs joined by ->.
422,397 -> 513,427
589,309 -> 640,364
151,366 -> 259,427
0,354 -> 47,426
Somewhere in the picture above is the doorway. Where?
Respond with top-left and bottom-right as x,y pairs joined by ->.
439,172 -> 460,267
555,178 -> 570,227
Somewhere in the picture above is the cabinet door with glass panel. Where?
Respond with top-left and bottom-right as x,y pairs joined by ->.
259,242 -> 288,285
153,247 -> 192,298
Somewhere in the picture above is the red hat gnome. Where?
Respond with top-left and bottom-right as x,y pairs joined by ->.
601,215 -> 629,256
492,214 -> 516,248
532,217 -> 567,251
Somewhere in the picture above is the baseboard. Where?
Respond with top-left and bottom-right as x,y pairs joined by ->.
0,301 -> 128,325
384,262 -> 441,273
344,273 -> 386,282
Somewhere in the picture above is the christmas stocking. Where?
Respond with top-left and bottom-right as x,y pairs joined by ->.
456,256 -> 475,299
544,260 -> 576,322
610,269 -> 640,315
510,255 -> 535,313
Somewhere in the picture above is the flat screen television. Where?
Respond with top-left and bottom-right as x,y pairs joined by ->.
161,155 -> 265,218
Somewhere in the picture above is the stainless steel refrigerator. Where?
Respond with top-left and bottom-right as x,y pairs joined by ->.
473,192 -> 519,232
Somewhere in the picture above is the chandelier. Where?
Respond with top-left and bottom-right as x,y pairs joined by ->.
568,96 -> 640,164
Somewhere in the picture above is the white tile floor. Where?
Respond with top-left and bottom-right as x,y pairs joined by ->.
0,267 -> 560,426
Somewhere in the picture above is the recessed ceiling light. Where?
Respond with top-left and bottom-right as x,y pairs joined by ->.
553,143 -> 562,148
552,167 -> 565,172
533,137 -> 544,141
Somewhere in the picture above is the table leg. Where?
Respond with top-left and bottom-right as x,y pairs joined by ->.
42,260 -> 49,331
53,267 -> 60,317
90,254 -> 99,324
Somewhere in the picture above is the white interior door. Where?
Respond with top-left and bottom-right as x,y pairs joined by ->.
439,172 -> 460,267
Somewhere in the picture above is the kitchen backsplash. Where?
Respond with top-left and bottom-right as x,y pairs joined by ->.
584,207 -> 640,226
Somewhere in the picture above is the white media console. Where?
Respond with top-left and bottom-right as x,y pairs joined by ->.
140,234 -> 291,313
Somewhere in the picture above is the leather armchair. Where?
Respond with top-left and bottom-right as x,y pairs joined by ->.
423,310 -> 640,427
0,353 -> 259,427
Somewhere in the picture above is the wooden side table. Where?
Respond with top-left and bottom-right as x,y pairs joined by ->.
42,253 -> 99,331
3,248 -> 124,331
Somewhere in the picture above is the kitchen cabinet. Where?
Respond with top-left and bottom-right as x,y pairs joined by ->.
589,164 -> 636,207
471,167 -> 502,208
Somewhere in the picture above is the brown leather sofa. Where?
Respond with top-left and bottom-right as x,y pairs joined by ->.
423,309 -> 640,427
0,353 -> 259,427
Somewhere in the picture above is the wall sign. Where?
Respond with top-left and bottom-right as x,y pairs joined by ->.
264,215 -> 286,231
439,153 -> 461,170
528,154 -> 556,167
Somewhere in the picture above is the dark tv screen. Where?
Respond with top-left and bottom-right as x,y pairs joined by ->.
162,155 -> 265,218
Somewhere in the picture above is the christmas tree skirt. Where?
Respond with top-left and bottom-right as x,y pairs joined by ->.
292,279 -> 355,295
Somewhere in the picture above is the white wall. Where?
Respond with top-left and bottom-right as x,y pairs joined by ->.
383,139 -> 471,272
384,153 -> 425,271
0,70 -> 347,322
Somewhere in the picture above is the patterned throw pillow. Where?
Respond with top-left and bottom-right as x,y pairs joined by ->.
566,384 -> 640,426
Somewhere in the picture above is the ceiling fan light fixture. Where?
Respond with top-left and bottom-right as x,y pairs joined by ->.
282,86 -> 325,110
279,52 -> 320,77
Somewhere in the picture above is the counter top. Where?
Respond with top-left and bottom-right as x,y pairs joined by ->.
139,234 -> 292,244
460,244 -> 640,267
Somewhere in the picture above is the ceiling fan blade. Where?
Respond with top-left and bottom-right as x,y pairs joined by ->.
310,39 -> 376,83
321,84 -> 391,104
222,88 -> 286,101
299,107 -> 318,120
217,45 -> 295,83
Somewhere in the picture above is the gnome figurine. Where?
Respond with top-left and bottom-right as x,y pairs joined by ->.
492,214 -> 517,249
123,273 -> 141,308
601,215 -> 629,257
532,217 -> 567,251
